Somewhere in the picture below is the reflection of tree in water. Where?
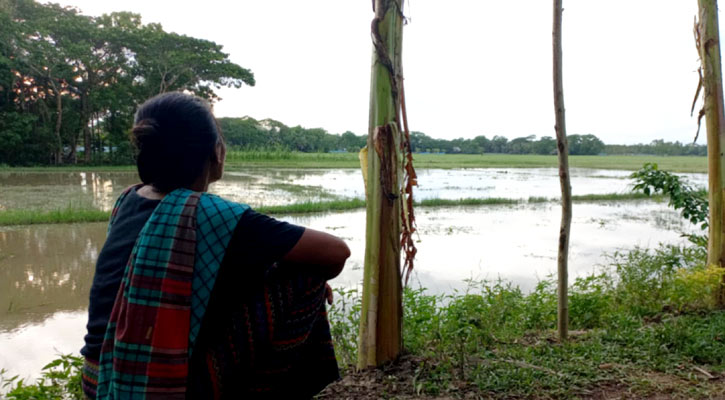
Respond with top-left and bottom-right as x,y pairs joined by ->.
0,171 -> 140,212
0,223 -> 107,331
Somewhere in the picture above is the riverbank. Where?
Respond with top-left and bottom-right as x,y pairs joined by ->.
2,243 -> 723,399
0,193 -> 664,227
0,153 -> 708,172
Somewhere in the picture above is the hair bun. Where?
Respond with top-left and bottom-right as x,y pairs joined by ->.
131,118 -> 162,149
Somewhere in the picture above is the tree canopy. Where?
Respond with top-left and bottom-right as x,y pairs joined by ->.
0,0 -> 254,165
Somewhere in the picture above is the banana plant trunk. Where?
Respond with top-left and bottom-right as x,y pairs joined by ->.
553,0 -> 571,340
358,0 -> 405,368
697,0 -> 725,307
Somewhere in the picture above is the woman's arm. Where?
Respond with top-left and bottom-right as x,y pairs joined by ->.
282,228 -> 350,280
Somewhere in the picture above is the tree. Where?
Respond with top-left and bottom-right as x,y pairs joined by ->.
490,135 -> 509,153
358,0 -> 410,368
553,0 -> 572,341
533,136 -> 557,155
509,135 -> 535,154
568,134 -> 604,155
696,0 -> 725,307
0,2 -> 255,165
132,23 -> 255,102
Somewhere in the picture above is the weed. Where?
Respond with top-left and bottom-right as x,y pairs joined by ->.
0,354 -> 82,400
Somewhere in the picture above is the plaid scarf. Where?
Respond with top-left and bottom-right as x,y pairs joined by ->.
188,264 -> 339,398
95,188 -> 248,399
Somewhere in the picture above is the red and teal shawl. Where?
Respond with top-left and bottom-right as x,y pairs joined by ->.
95,188 -> 248,399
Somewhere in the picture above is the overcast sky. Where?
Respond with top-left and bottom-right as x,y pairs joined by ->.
50,0 -> 714,145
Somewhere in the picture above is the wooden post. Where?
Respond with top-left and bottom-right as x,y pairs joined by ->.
696,0 -> 725,307
358,0 -> 405,368
553,0 -> 571,340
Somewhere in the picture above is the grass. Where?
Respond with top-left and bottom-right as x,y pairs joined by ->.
323,243 -> 725,399
571,192 -> 659,202
0,165 -> 137,172
0,193 -> 666,227
0,208 -> 111,226
262,182 -> 341,200
1,153 -> 708,172
417,197 -> 520,207
407,154 -> 707,173
226,153 -> 708,172
255,199 -> 367,215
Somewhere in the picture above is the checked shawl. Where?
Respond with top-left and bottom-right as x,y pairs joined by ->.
96,189 -> 248,399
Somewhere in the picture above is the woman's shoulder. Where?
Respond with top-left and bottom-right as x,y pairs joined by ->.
198,192 -> 250,214
195,193 -> 251,235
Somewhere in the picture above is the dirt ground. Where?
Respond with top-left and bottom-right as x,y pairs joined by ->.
316,355 -> 725,400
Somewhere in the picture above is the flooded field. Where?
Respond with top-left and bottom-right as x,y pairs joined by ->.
0,167 -> 707,380
0,168 -> 707,211
0,199 -> 697,379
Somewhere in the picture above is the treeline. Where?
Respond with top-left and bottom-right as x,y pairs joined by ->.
0,0 -> 253,166
605,139 -> 706,156
220,117 -> 707,157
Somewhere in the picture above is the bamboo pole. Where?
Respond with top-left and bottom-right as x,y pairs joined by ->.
553,0 -> 571,340
357,0 -> 405,368
696,0 -> 725,307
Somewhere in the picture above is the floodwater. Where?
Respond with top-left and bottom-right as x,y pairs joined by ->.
0,198 -> 697,380
0,168 -> 707,212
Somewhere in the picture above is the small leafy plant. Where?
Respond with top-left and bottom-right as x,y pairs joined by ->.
631,163 -> 709,229
1,354 -> 83,400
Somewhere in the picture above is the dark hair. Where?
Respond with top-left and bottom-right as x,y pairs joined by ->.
132,92 -> 221,193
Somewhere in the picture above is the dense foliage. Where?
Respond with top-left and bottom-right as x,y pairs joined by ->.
0,0 -> 254,166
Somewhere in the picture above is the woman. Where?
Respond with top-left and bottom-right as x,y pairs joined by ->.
80,92 -> 349,399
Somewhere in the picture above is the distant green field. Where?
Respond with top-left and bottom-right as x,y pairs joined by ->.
227,152 -> 708,172
1,153 -> 707,173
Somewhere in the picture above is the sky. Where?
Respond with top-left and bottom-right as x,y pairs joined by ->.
49,0 -> 713,145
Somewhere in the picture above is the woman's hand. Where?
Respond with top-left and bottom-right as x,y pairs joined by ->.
325,283 -> 333,305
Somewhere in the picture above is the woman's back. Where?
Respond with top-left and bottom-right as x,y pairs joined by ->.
81,93 -> 348,399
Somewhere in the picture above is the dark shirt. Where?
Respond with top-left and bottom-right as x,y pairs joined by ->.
81,188 -> 305,360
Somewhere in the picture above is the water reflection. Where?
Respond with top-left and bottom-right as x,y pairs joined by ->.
303,201 -> 694,294
0,223 -> 105,331
0,311 -> 86,384
0,172 -> 138,211
0,169 -> 707,213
